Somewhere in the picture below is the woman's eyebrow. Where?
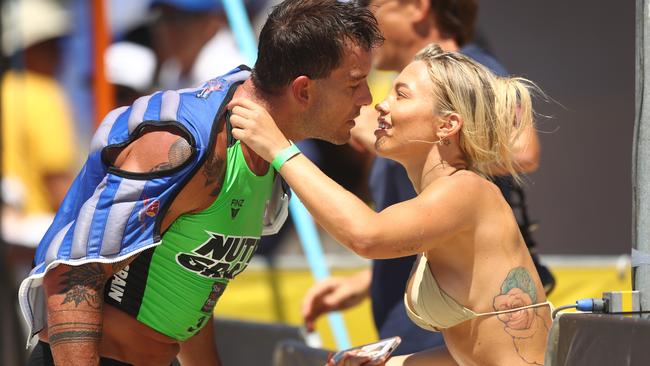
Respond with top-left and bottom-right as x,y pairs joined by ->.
395,82 -> 411,90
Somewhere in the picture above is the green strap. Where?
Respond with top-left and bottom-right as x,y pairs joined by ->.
272,143 -> 301,171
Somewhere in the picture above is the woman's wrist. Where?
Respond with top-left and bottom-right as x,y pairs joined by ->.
271,141 -> 301,171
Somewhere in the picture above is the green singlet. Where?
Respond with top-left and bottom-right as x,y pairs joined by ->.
104,140 -> 274,341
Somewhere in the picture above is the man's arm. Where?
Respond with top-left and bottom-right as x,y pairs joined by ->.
41,129 -> 192,365
177,320 -> 222,366
43,262 -> 113,366
486,123 -> 541,176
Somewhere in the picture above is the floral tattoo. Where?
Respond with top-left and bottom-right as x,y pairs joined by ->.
493,267 -> 549,365
58,263 -> 106,309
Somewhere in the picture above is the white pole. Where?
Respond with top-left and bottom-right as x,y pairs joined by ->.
633,0 -> 650,316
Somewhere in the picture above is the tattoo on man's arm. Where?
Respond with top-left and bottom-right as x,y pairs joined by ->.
48,321 -> 102,347
58,264 -> 106,309
149,137 -> 192,172
492,267 -> 548,365
203,152 -> 226,196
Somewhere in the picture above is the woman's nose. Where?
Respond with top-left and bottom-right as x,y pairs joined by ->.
375,100 -> 388,114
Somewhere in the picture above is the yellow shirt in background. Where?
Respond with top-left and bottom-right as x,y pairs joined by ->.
368,69 -> 397,104
2,71 -> 76,215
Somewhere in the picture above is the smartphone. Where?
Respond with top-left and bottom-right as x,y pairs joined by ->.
331,336 -> 401,364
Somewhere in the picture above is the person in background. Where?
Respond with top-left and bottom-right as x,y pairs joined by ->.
1,0 -> 76,262
149,0 -> 246,89
105,41 -> 157,107
301,0 -> 553,356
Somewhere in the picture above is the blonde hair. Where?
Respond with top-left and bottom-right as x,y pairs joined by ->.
414,43 -> 536,181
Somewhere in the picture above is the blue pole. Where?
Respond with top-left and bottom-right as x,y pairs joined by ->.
222,0 -> 351,350
289,195 -> 352,350
222,0 -> 258,64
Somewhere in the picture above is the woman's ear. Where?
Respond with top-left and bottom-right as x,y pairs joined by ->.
290,76 -> 312,107
437,113 -> 463,139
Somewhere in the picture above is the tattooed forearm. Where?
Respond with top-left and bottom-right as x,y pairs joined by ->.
150,138 -> 192,172
493,267 -> 548,365
49,330 -> 102,346
58,264 -> 106,308
49,321 -> 102,346
203,152 -> 226,196
45,263 -> 107,366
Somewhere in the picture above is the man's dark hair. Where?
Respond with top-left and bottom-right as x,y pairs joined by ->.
357,0 -> 476,47
252,0 -> 383,94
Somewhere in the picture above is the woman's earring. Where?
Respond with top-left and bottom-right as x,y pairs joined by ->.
437,136 -> 451,146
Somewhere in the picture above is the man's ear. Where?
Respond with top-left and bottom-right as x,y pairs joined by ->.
411,0 -> 432,23
437,113 -> 463,139
290,76 -> 312,107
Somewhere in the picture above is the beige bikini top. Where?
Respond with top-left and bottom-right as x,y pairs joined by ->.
404,253 -> 551,332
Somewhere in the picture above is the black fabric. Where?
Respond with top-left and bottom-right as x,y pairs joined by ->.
104,247 -> 155,317
551,314 -> 650,366
28,341 -> 133,366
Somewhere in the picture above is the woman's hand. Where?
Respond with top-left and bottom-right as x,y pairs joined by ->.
228,98 -> 292,163
326,349 -> 387,366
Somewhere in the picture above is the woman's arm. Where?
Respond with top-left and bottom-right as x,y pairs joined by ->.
228,99 -> 474,259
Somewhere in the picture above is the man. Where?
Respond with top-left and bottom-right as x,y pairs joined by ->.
19,1 -> 383,365
302,0 -> 551,356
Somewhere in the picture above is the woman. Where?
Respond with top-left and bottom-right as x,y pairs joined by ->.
229,44 -> 551,366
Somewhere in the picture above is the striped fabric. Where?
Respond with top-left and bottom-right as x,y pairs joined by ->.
18,66 -> 253,343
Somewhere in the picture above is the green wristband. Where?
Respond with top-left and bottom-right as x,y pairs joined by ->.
272,143 -> 301,171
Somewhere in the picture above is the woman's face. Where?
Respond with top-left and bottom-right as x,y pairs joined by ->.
374,60 -> 439,158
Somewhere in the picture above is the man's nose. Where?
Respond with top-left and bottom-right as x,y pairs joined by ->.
357,82 -> 373,106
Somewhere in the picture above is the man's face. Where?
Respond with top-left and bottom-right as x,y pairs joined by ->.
366,0 -> 414,71
302,43 -> 373,144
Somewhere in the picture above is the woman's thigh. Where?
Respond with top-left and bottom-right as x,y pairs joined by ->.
387,346 -> 458,366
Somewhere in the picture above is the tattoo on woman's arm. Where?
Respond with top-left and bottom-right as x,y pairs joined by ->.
493,267 -> 548,365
